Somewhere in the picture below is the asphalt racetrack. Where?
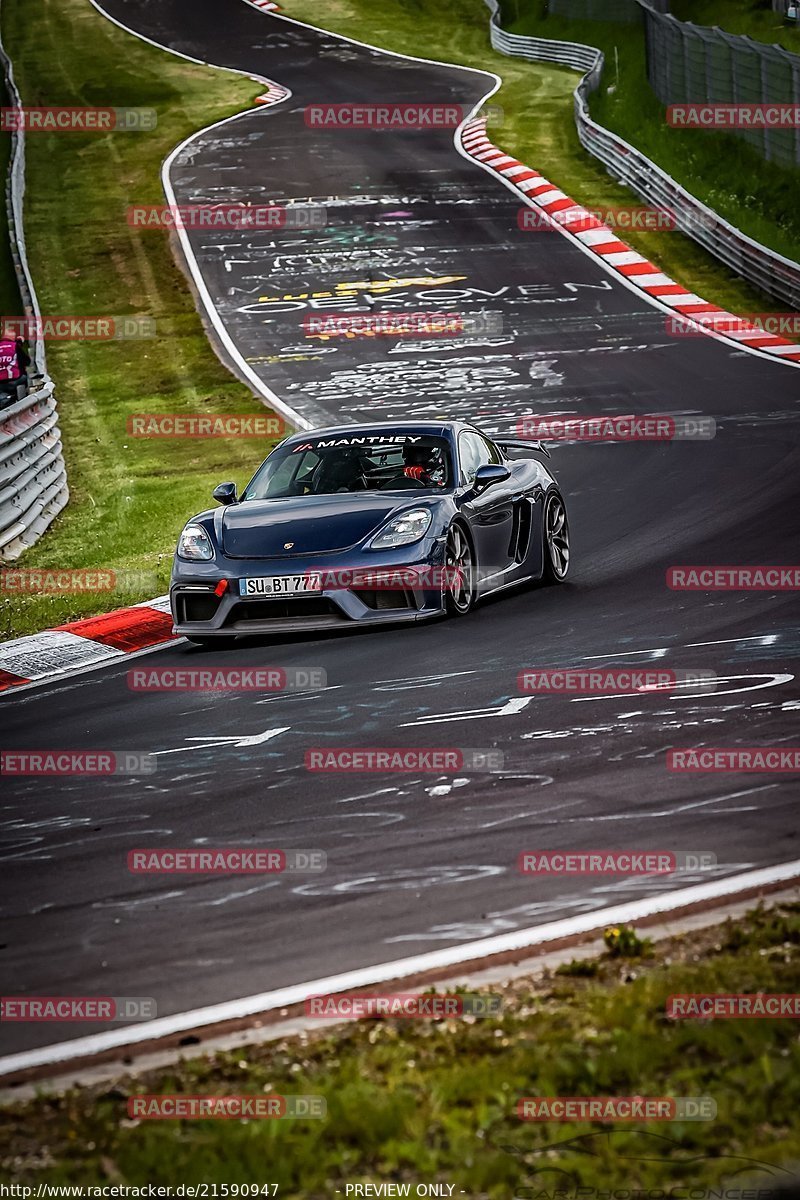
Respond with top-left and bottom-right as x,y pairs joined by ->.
2,0 -> 799,1062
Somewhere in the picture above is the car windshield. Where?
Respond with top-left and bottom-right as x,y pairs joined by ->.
242,434 -> 453,499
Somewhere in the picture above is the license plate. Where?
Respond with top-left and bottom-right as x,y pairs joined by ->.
239,574 -> 322,597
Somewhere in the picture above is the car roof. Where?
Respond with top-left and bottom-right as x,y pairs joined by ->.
279,421 -> 479,445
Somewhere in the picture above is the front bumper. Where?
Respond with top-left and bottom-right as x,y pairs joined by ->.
170,546 -> 446,638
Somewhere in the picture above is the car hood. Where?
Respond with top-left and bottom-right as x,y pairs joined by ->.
220,495 -> 421,559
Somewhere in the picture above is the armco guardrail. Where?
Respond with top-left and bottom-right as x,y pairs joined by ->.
483,0 -> 800,310
0,32 -> 68,561
0,381 -> 68,560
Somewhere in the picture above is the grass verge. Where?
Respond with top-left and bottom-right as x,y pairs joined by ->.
3,901 -> 800,1192
504,0 -> 800,266
0,0 -> 279,641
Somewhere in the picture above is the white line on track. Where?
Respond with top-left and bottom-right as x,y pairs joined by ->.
87,0 -> 311,430
2,858 -> 798,1079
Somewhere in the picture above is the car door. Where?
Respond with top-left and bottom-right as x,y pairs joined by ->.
457,430 -> 516,590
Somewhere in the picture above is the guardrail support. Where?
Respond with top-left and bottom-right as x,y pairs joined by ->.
0,24 -> 69,561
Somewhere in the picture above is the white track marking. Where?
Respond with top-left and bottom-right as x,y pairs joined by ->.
401,695 -> 532,726
686,635 -> 780,648
161,119 -> 315,431
2,858 -> 798,1079
575,784 -> 778,821
582,647 -> 669,659
87,0 -> 310,431
571,672 -> 795,702
154,727 -> 290,755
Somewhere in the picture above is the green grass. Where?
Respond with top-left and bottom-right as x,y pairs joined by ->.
4,902 -> 800,1193
671,0 -> 800,53
0,0 -> 280,640
504,1 -> 800,265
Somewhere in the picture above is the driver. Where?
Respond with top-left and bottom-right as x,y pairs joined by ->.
402,442 -> 444,487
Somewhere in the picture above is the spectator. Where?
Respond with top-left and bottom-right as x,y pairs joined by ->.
0,334 -> 30,408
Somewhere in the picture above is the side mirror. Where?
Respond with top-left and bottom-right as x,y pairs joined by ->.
212,481 -> 238,505
474,463 -> 511,490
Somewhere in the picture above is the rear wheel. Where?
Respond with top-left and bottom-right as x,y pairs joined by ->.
444,524 -> 475,616
541,492 -> 570,584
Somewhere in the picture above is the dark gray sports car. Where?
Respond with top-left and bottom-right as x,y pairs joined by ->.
170,420 -> 570,643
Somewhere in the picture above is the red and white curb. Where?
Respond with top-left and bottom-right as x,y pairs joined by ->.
255,81 -> 290,105
460,117 -> 800,366
0,596 -> 176,693
245,0 -> 281,11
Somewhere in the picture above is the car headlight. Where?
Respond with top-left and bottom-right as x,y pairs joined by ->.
369,508 -> 432,550
177,524 -> 214,561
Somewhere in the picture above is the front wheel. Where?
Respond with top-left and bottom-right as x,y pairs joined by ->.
443,524 -> 475,616
541,492 -> 570,584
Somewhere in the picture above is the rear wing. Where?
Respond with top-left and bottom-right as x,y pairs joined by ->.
496,437 -> 551,460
